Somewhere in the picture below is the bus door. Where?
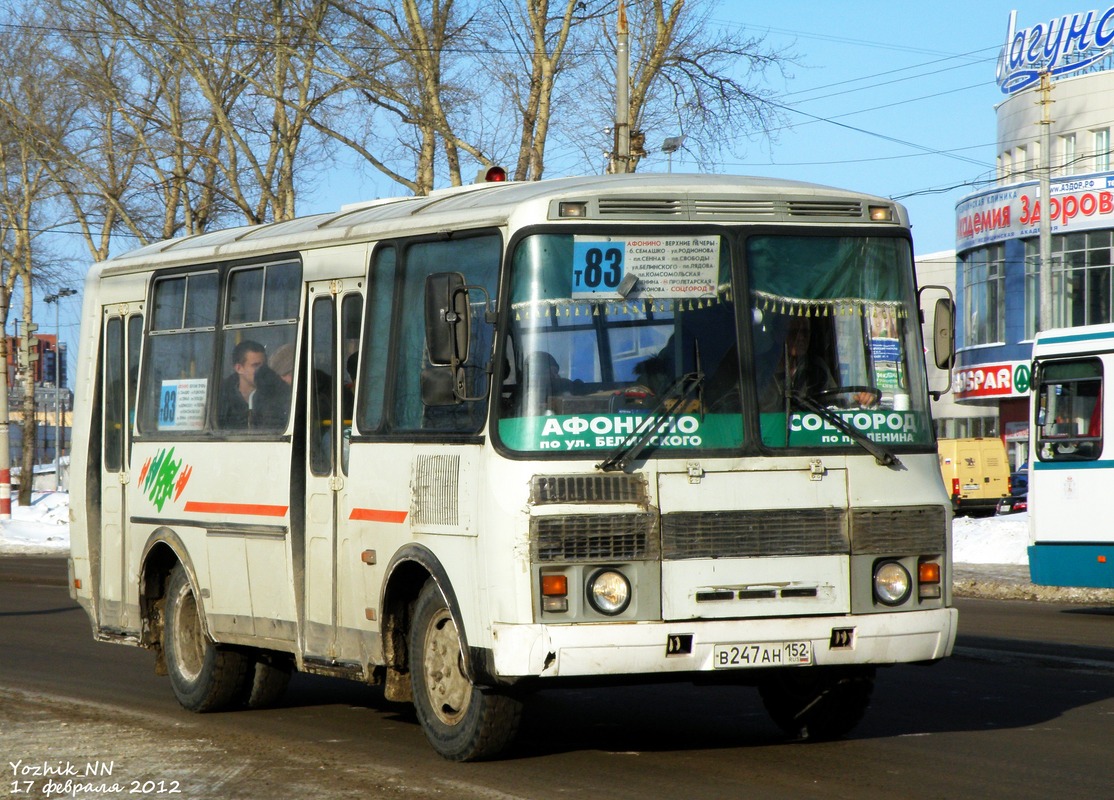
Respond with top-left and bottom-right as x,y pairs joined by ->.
303,281 -> 363,660
99,310 -> 142,629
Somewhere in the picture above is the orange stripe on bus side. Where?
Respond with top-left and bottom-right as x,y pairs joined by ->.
349,508 -> 408,524
183,501 -> 289,517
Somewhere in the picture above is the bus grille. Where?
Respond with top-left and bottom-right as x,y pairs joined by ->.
850,506 -> 947,554
661,509 -> 849,559
597,198 -> 684,216
593,197 -> 866,221
412,454 -> 460,526
786,200 -> 863,217
530,474 -> 648,505
532,513 -> 659,562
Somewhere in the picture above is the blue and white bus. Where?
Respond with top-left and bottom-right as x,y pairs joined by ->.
1029,324 -> 1113,587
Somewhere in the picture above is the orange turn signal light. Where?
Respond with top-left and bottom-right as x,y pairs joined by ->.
919,561 -> 941,584
541,575 -> 568,597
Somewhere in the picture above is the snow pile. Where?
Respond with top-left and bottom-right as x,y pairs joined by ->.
0,492 -> 71,555
952,512 -> 1029,565
1,492 -> 1031,565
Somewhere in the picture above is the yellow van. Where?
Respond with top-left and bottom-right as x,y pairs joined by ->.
937,437 -> 1011,516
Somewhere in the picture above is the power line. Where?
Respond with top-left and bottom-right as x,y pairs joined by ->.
767,99 -> 990,169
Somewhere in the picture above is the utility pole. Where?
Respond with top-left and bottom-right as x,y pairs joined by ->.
19,319 -> 39,506
0,290 -> 11,520
1038,71 -> 1054,332
609,0 -> 630,174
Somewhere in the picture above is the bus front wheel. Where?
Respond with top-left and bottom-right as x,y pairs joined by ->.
409,580 -> 522,761
163,565 -> 250,712
758,666 -> 875,741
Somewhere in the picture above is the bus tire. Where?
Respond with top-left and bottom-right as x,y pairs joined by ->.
163,565 -> 250,713
409,580 -> 522,761
758,666 -> 875,741
241,655 -> 292,709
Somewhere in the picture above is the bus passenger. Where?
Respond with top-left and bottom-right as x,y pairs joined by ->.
218,340 -> 289,430
270,343 -> 295,385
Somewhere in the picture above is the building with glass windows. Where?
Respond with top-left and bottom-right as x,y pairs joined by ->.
953,7 -> 1114,467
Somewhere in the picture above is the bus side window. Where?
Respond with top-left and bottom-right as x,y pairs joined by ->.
1037,359 -> 1103,460
104,318 -> 125,472
340,293 -> 361,474
217,262 -> 300,432
139,273 -> 218,434
357,246 -> 396,433
392,234 -> 499,433
310,296 -> 335,475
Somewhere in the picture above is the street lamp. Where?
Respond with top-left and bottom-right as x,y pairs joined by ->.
662,135 -> 684,173
44,288 -> 76,491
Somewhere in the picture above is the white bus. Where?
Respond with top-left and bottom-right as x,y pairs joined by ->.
68,173 -> 958,760
1028,324 -> 1111,588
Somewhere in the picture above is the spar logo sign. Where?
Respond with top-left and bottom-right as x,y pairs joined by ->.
954,361 -> 1031,399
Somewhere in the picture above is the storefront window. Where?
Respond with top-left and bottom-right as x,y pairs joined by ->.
1025,232 -> 1114,338
962,244 -> 1005,346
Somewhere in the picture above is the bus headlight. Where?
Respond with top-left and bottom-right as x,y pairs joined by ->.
586,569 -> 631,615
873,560 -> 912,606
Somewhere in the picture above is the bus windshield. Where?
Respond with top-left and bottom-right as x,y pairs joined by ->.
495,230 -> 932,456
749,234 -> 932,450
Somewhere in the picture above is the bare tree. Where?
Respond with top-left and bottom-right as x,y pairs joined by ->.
574,0 -> 794,173
0,20 -> 70,503
321,0 -> 793,191
60,0 -> 235,242
476,0 -> 605,181
80,0 -> 336,226
321,0 -> 490,194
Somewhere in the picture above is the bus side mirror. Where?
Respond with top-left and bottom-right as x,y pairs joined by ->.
420,365 -> 463,406
425,272 -> 470,366
423,272 -> 494,406
933,297 -> 955,370
918,285 -> 955,401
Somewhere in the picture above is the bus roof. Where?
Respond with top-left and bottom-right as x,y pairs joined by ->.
95,173 -> 908,276
1034,322 -> 1114,354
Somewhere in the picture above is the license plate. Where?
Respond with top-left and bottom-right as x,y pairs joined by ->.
713,641 -> 813,669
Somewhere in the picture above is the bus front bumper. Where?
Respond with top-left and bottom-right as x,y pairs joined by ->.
489,607 -> 958,679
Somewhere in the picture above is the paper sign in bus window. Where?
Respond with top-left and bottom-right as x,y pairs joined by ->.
159,379 -> 207,430
572,236 -> 720,300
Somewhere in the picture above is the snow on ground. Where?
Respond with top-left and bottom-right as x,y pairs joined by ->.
952,512 -> 1030,565
0,491 -> 1030,564
0,492 -> 70,554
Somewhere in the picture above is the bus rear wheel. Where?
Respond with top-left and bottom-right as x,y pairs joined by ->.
240,654 -> 292,709
758,666 -> 875,741
163,565 -> 250,712
409,580 -> 522,761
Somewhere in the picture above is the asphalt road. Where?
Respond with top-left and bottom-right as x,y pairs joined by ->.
4,555 -> 1114,800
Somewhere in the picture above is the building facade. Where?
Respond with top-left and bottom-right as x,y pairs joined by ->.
954,7 -> 1114,468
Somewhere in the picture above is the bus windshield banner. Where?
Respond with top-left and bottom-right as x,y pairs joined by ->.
760,410 -> 930,447
499,413 -> 743,452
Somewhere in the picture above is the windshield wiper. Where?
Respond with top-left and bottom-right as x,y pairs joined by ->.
596,369 -> 704,472
794,394 -> 903,469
